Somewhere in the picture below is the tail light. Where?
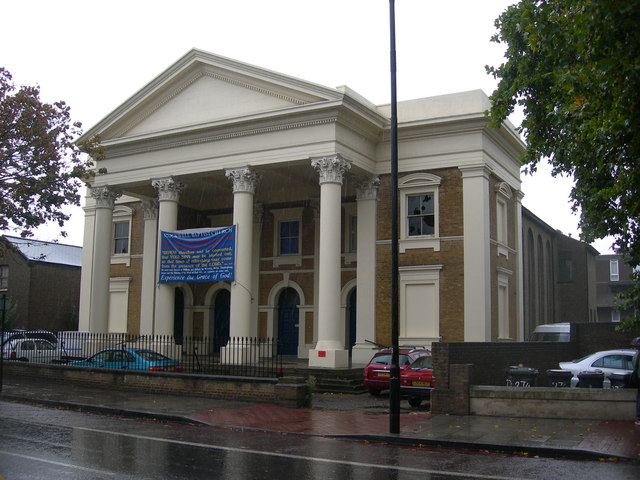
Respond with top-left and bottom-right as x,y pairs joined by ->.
148,366 -> 165,371
10,352 -> 16,360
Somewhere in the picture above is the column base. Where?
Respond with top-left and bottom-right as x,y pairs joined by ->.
350,343 -> 379,366
220,343 -> 254,365
308,348 -> 349,368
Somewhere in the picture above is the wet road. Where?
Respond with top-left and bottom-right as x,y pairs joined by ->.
0,401 -> 638,479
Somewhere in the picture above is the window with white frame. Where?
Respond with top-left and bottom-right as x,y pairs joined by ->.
342,203 -> 357,264
399,173 -> 441,252
497,269 -> 511,339
271,207 -> 304,266
0,265 -> 8,290
495,182 -> 512,257
113,221 -> 130,254
610,259 -> 620,281
611,310 -> 621,323
111,205 -> 133,266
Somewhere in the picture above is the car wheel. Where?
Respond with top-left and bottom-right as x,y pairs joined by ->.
408,396 -> 422,407
368,387 -> 382,396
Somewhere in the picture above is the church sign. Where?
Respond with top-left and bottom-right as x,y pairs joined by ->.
159,227 -> 235,283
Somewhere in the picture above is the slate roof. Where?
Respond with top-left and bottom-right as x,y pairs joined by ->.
3,235 -> 82,267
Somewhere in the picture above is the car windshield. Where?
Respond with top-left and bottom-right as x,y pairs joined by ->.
369,354 -> 411,365
409,356 -> 433,370
135,350 -> 171,362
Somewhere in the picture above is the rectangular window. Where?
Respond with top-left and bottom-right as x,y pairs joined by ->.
407,194 -> 435,237
279,220 -> 299,255
113,221 -> 130,254
0,265 -> 8,290
610,259 -> 619,281
496,198 -> 507,245
558,251 -> 573,282
612,310 -> 621,323
348,214 -> 357,253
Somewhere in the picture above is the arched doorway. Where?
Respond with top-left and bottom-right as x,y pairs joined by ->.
346,287 -> 357,355
213,289 -> 230,353
174,288 -> 184,344
277,287 -> 300,355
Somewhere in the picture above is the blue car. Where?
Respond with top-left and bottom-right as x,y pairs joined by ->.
71,348 -> 182,372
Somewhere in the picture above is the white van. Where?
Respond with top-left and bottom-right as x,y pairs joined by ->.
528,323 -> 570,342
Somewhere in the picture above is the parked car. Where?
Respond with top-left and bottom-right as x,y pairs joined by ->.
400,355 -> 435,407
1,329 -> 58,348
2,338 -> 60,363
363,348 -> 430,395
70,348 -> 182,372
558,349 -> 635,387
528,323 -> 570,342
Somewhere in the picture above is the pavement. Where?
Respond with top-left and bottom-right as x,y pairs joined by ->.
1,375 -> 640,463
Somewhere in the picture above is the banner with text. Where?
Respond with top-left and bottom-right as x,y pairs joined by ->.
159,226 -> 235,283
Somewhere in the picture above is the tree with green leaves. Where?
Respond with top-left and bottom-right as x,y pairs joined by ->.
0,67 -> 102,240
486,0 -> 640,331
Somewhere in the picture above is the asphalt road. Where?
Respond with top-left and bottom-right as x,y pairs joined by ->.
1,401 -> 638,480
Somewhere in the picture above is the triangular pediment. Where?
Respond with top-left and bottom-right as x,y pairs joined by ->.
89,49 -> 342,142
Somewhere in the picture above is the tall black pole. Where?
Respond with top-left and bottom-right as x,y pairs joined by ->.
0,294 -> 6,393
389,0 -> 400,434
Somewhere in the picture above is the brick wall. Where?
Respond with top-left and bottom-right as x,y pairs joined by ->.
5,363 -> 308,408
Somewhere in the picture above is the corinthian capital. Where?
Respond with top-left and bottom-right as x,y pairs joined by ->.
311,154 -> 351,185
356,176 -> 380,201
152,177 -> 185,202
90,186 -> 122,209
225,167 -> 259,194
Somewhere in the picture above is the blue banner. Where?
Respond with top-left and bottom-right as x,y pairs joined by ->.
159,226 -> 235,283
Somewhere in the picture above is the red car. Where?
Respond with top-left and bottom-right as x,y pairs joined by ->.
400,355 -> 435,407
363,348 -> 430,395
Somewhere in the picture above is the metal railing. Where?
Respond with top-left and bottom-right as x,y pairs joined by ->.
1,331 -> 282,378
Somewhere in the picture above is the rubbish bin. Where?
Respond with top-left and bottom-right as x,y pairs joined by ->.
577,371 -> 604,388
546,369 -> 572,388
608,372 -> 631,389
506,366 -> 539,387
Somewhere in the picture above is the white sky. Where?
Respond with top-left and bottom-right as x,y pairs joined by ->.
1,0 -> 614,252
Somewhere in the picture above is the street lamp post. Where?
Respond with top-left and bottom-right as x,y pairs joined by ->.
388,0 -> 401,434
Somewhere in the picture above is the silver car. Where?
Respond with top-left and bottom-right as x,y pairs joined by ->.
2,338 -> 59,363
559,349 -> 635,387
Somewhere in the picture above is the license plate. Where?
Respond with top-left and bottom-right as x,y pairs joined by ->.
377,372 -> 390,378
412,381 -> 431,387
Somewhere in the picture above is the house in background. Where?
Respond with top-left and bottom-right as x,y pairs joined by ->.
76,49 -> 526,367
521,207 -> 599,338
596,253 -> 636,323
0,235 -> 82,332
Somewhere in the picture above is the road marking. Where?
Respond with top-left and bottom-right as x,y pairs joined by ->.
74,426 -> 530,480
0,450 -> 117,476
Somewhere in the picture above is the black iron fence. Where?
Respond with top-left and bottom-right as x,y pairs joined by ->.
1,331 -> 282,378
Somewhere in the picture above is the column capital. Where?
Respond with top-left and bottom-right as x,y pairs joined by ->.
152,177 -> 185,202
356,176 -> 380,201
141,198 -> 159,220
226,167 -> 259,194
311,154 -> 351,185
90,185 -> 121,209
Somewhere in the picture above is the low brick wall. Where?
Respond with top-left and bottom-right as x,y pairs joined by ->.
3,363 -> 308,408
432,362 -> 637,420
471,386 -> 636,421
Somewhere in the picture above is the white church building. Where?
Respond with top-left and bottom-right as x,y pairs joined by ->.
77,49 -> 525,367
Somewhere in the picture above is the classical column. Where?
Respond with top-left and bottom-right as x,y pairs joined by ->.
351,176 -> 379,364
309,154 -> 351,368
139,198 -> 158,335
225,167 -> 258,346
152,177 -> 185,337
459,165 -> 492,341
88,185 -> 121,333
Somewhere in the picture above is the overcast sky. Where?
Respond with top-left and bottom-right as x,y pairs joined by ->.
2,0 -> 614,252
